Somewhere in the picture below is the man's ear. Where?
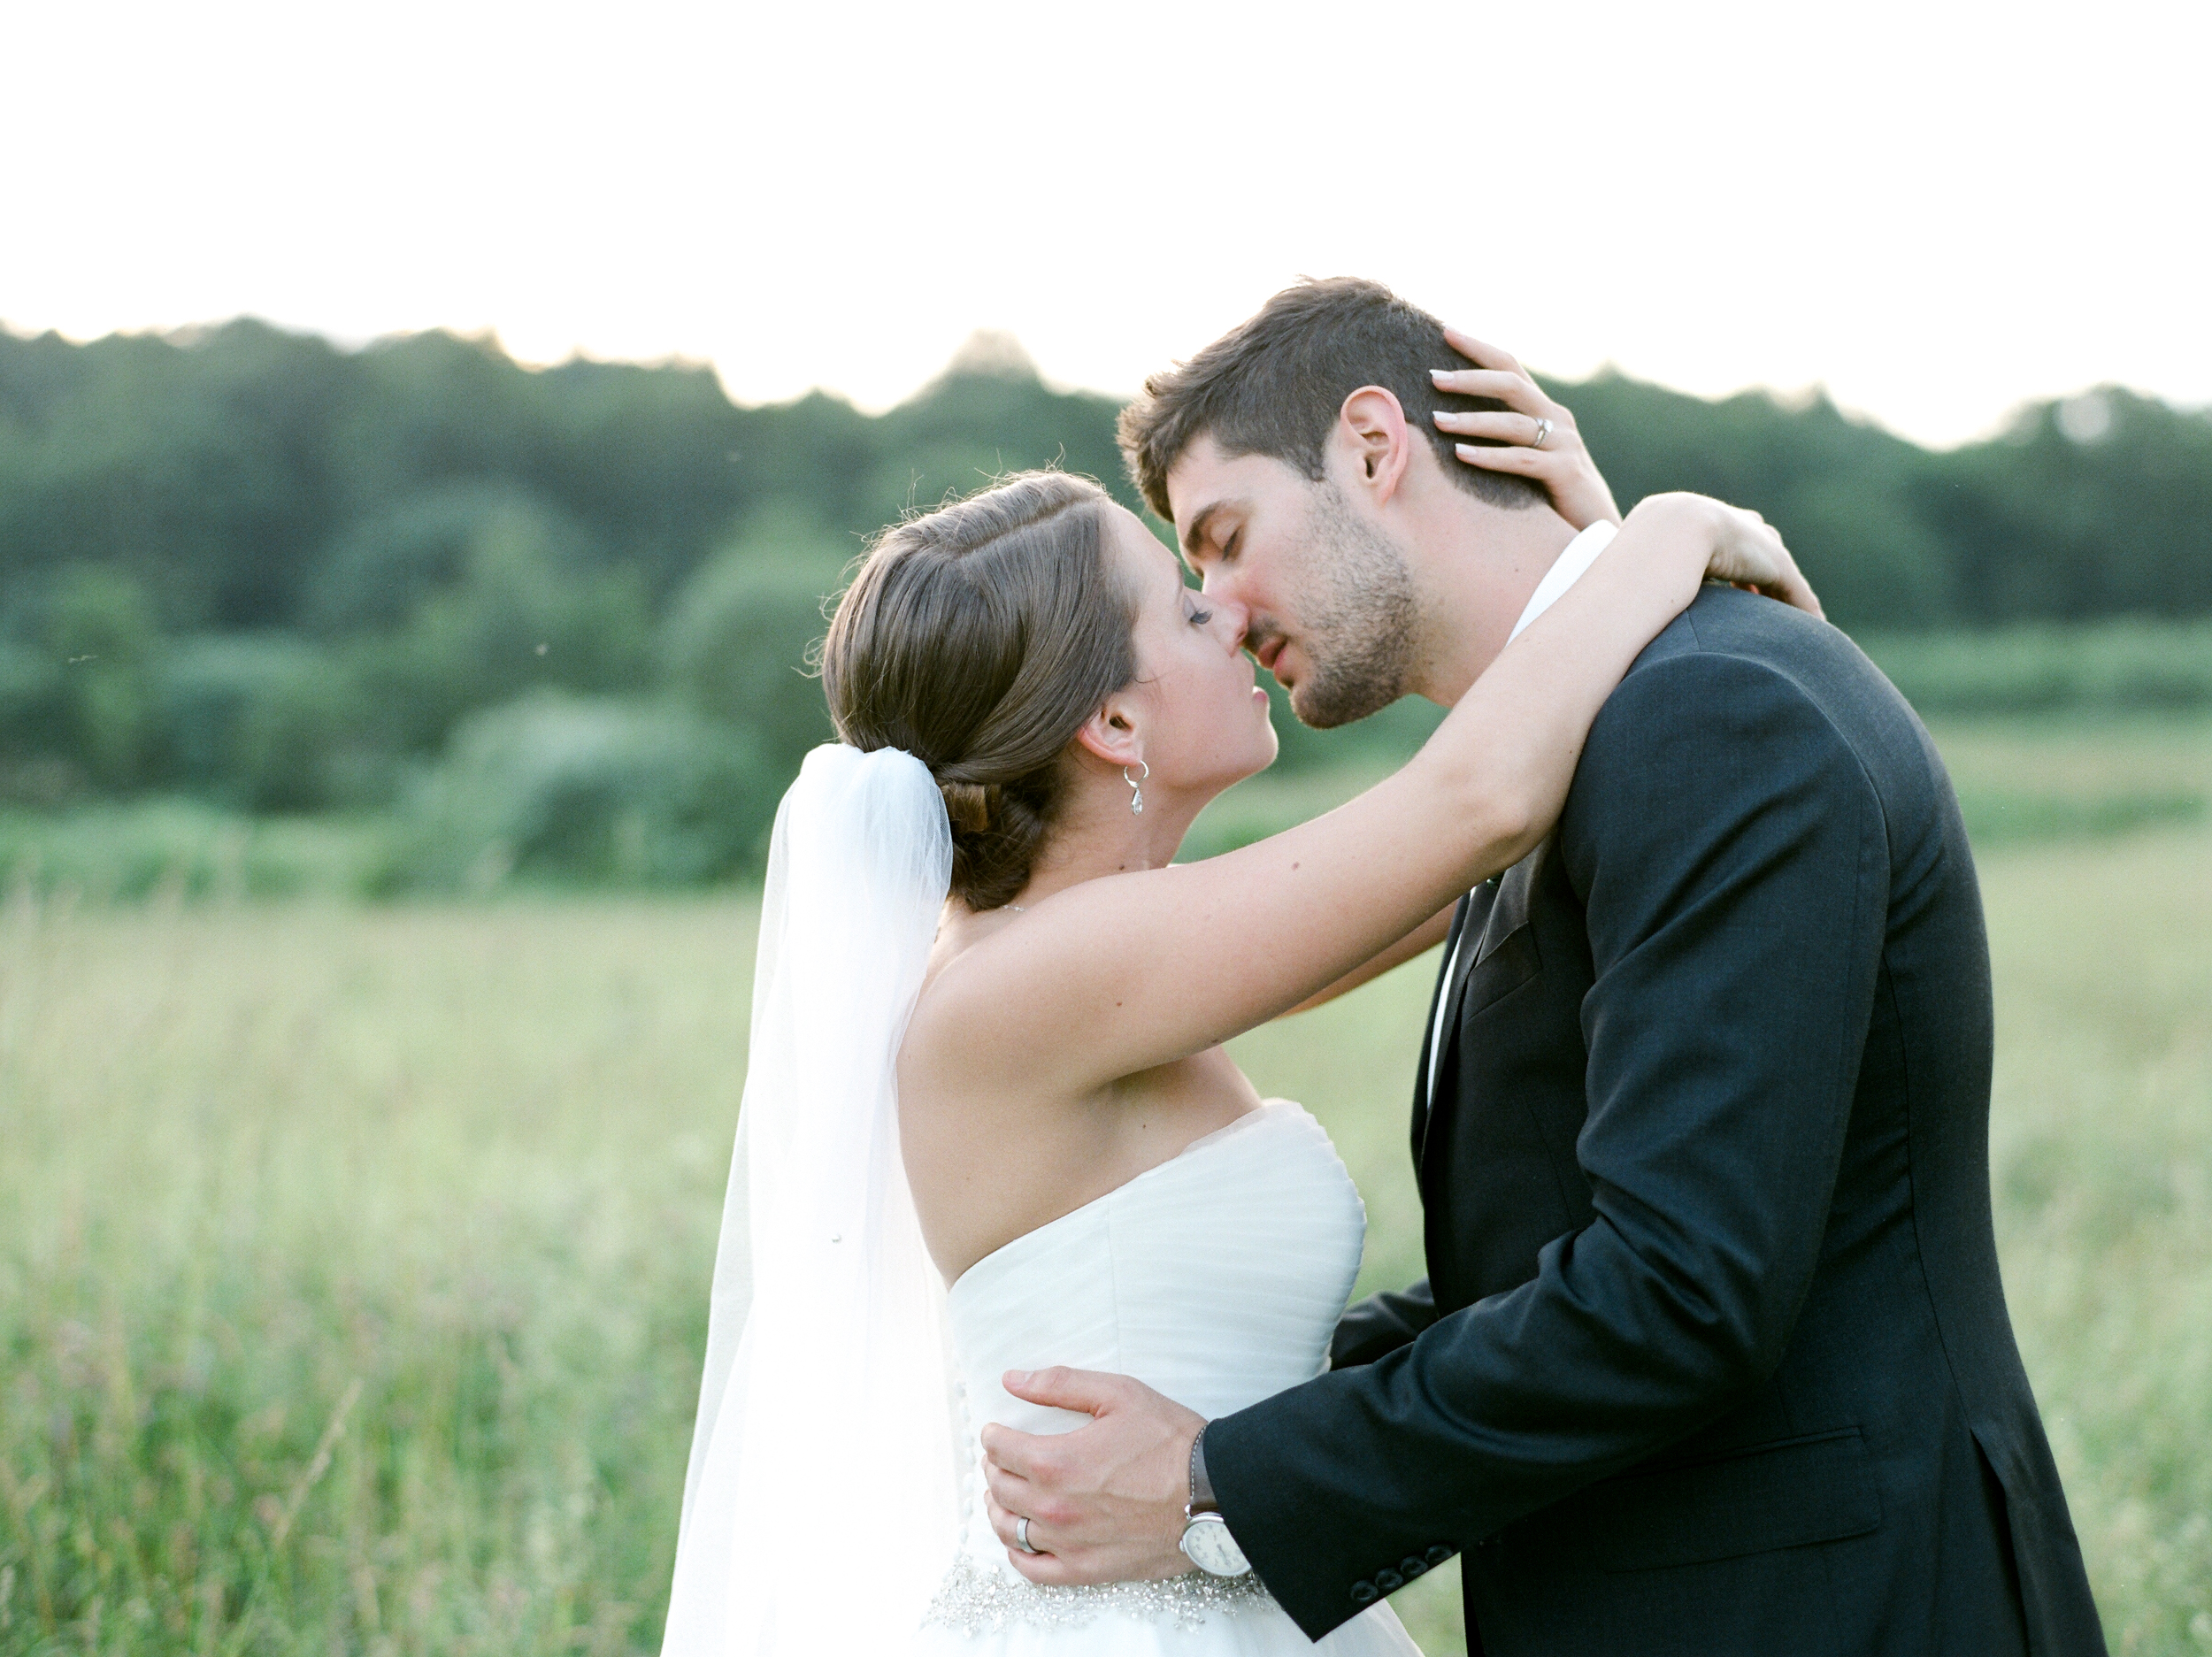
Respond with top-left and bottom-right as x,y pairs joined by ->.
1334,387 -> 1416,508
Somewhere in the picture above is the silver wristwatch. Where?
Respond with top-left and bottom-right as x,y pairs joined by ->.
1179,1428 -> 1251,1576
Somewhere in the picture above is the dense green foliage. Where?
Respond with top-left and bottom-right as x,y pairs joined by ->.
0,325 -> 1137,872
1560,375 -> 2212,627
3,318 -> 2208,883
1861,620 -> 2212,714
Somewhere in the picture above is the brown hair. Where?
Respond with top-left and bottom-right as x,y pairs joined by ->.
819,472 -> 1138,909
1118,276 -> 1546,521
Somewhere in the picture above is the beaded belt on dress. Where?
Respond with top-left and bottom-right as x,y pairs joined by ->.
937,1372 -> 1271,1632
923,1556 -> 1272,1634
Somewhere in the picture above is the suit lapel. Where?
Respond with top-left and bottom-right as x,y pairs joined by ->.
1414,841 -> 1551,1168
1445,891 -> 1488,1008
1410,894 -> 1476,1163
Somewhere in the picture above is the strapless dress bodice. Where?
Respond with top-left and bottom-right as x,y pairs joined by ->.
947,1100 -> 1365,1448
920,1101 -> 1415,1651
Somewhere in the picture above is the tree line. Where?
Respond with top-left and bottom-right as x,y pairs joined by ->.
2,318 -> 2207,884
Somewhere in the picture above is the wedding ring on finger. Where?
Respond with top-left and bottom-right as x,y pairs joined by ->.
1015,1515 -> 1041,1555
1530,417 -> 1555,450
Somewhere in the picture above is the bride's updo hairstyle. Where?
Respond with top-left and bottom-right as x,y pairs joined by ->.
820,472 -> 1139,910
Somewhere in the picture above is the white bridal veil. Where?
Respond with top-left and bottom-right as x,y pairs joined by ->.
661,743 -> 962,1655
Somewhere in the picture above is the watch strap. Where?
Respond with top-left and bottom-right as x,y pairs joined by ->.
1188,1424 -> 1218,1515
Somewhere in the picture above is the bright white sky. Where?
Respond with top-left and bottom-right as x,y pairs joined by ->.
3,0 -> 2205,448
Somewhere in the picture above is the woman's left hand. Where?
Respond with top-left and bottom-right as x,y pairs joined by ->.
1643,492 -> 1825,621
1431,328 -> 1623,532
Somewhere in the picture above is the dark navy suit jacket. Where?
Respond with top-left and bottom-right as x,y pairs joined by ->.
1204,587 -> 2107,1655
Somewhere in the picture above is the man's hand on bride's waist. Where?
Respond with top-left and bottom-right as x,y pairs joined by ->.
980,1368 -> 1203,1585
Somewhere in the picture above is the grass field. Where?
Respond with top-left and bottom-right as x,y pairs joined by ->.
3,718 -> 2208,1654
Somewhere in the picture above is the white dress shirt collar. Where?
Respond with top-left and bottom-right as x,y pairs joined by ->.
1506,518 -> 1618,647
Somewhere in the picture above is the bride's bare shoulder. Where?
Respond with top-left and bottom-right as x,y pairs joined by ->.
904,907 -> 1021,1061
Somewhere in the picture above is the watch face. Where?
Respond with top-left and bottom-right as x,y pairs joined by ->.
1181,1515 -> 1250,1576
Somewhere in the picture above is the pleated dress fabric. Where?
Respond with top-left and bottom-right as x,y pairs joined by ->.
917,1101 -> 1422,1655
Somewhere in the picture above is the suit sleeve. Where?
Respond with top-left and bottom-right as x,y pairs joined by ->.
1331,1279 -> 1437,1370
1202,651 -> 1891,1640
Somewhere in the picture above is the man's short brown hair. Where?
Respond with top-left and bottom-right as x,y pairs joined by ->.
1117,276 -> 1545,523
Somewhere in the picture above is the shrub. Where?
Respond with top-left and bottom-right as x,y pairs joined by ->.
0,798 -> 392,901
0,566 -> 168,797
0,641 -> 72,799
396,692 -> 772,890
158,634 -> 368,811
29,564 -> 166,789
304,484 -> 598,638
348,499 -> 653,755
1859,621 -> 2212,714
658,510 -> 848,783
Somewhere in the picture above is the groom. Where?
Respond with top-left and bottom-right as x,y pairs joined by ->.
979,279 -> 2107,1653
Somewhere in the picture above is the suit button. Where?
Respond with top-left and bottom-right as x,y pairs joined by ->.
1424,1545 -> 1453,1566
1373,1569 -> 1403,1592
1349,1581 -> 1378,1606
1399,1556 -> 1427,1579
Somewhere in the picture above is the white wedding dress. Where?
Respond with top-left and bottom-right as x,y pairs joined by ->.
917,1100 -> 1421,1655
660,748 -> 1422,1656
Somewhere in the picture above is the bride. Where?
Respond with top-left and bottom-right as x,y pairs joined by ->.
657,354 -> 1819,1655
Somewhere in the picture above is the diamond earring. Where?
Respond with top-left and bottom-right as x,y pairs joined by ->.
1123,760 -> 1149,816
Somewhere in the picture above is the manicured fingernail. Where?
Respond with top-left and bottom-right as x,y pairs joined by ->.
1455,443 -> 1480,457
1006,1369 -> 1029,1387
1429,368 -> 1449,381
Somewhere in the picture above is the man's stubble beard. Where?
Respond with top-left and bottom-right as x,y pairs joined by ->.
1285,484 -> 1424,731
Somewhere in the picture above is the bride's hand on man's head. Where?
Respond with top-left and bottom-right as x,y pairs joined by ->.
1429,330 -> 1826,621
1431,328 -> 1623,532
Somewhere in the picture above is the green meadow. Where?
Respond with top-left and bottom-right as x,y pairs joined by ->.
3,717 -> 2208,1654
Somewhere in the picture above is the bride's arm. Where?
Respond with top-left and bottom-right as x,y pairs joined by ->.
1279,902 -> 1455,1016
908,494 -> 1812,1094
